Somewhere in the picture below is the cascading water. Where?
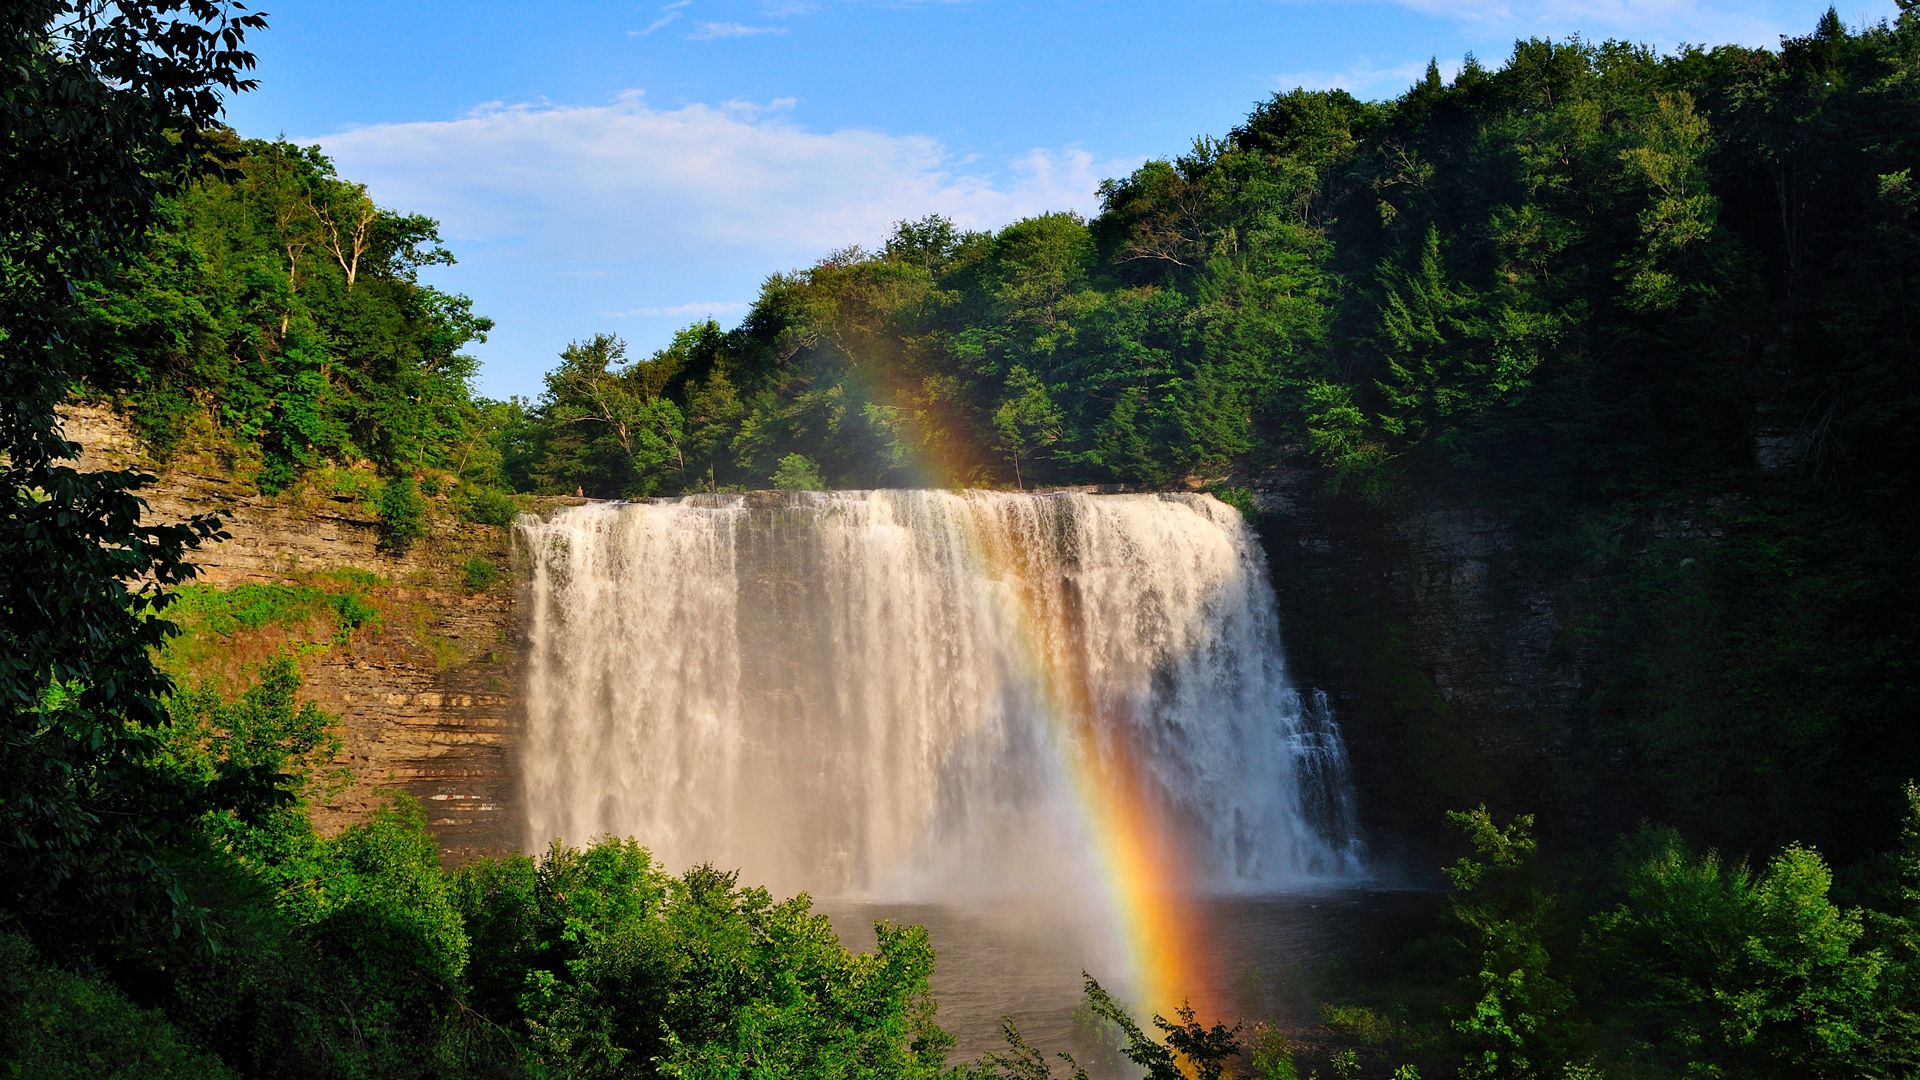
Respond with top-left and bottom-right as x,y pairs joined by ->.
515,489 -> 1364,900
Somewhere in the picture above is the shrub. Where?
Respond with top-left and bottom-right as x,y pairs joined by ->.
1209,485 -> 1260,523
460,484 -> 520,527
462,557 -> 503,593
0,932 -> 236,1079
128,384 -> 198,460
771,453 -> 824,491
377,475 -> 429,553
453,839 -> 953,1078
1588,830 -> 1881,1077
256,454 -> 298,495
329,590 -> 380,635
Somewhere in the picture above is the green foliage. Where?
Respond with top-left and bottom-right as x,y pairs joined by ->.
1443,808 -> 1576,1080
1402,799 -> 1920,1080
15,6 -> 1920,1078
772,452 -> 828,491
0,932 -> 237,1079
459,483 -> 521,526
462,556 -> 504,593
505,334 -> 688,498
482,9 -> 1919,571
2,0 -> 259,980
1862,782 -> 1920,1075
165,652 -> 343,803
1588,830 -> 1882,1077
147,663 -> 513,1079
1246,1023 -> 1302,1080
167,581 -> 378,638
1208,485 -> 1259,522
453,842 -> 954,1079
993,366 -> 1065,488
970,1020 -> 1094,1080
1075,978 -> 1240,1080
1320,1004 -> 1398,1046
495,14 -> 1914,511
9,7 -> 959,1080
971,979 -> 1244,1080
79,135 -> 494,488
159,581 -> 379,674
1576,489 -> 1920,864
377,475 -> 429,553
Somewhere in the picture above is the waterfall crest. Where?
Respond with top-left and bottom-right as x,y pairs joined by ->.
517,490 -> 1364,897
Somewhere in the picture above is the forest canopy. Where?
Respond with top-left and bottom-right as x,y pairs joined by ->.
82,12 -> 1918,517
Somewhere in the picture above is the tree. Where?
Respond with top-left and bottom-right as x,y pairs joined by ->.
685,368 -> 746,490
534,334 -> 686,497
378,475 -> 430,553
455,843 -> 953,1079
993,367 -> 1064,488
1069,977 -> 1239,1080
1615,92 -> 1723,312
1864,783 -> 1920,1075
886,214 -> 963,274
77,135 -> 490,487
772,453 -> 825,491
1442,808 -> 1576,1080
989,213 -> 1097,330
1,0 -> 264,957
1590,830 -> 1882,1077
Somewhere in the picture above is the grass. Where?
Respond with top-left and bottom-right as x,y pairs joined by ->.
461,556 -> 503,593
159,580 -> 383,685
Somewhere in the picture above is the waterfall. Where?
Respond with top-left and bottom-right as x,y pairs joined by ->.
516,490 -> 1364,898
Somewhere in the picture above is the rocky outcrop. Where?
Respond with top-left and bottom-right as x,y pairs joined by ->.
61,403 -> 523,863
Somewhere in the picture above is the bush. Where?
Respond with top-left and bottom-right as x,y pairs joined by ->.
771,453 -> 824,491
127,384 -> 198,460
256,454 -> 298,496
377,475 -> 429,553
459,484 -> 521,527
1588,830 -> 1882,1077
330,589 -> 380,635
159,582 -> 379,669
453,840 -> 953,1078
1209,485 -> 1260,523
462,557 -> 503,593
0,932 -> 237,1079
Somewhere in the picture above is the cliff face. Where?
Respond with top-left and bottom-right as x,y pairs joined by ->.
62,404 -> 523,863
1251,466 -> 1593,869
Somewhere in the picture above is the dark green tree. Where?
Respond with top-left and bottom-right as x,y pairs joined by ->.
1,0 -> 262,960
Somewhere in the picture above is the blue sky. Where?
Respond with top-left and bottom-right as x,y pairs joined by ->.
224,0 -> 1893,399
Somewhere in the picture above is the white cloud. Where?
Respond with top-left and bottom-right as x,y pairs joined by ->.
1272,57 -> 1454,97
688,21 -> 789,39
606,300 -> 754,318
636,0 -> 692,36
1363,0 -> 1796,47
311,93 -> 1124,392
316,91 -> 1117,258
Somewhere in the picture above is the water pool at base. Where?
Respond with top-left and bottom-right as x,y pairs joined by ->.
825,889 -> 1441,1067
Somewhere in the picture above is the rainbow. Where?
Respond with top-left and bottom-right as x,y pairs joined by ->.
829,356 -> 1222,1026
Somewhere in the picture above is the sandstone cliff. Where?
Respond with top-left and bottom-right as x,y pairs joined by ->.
62,403 -> 523,863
